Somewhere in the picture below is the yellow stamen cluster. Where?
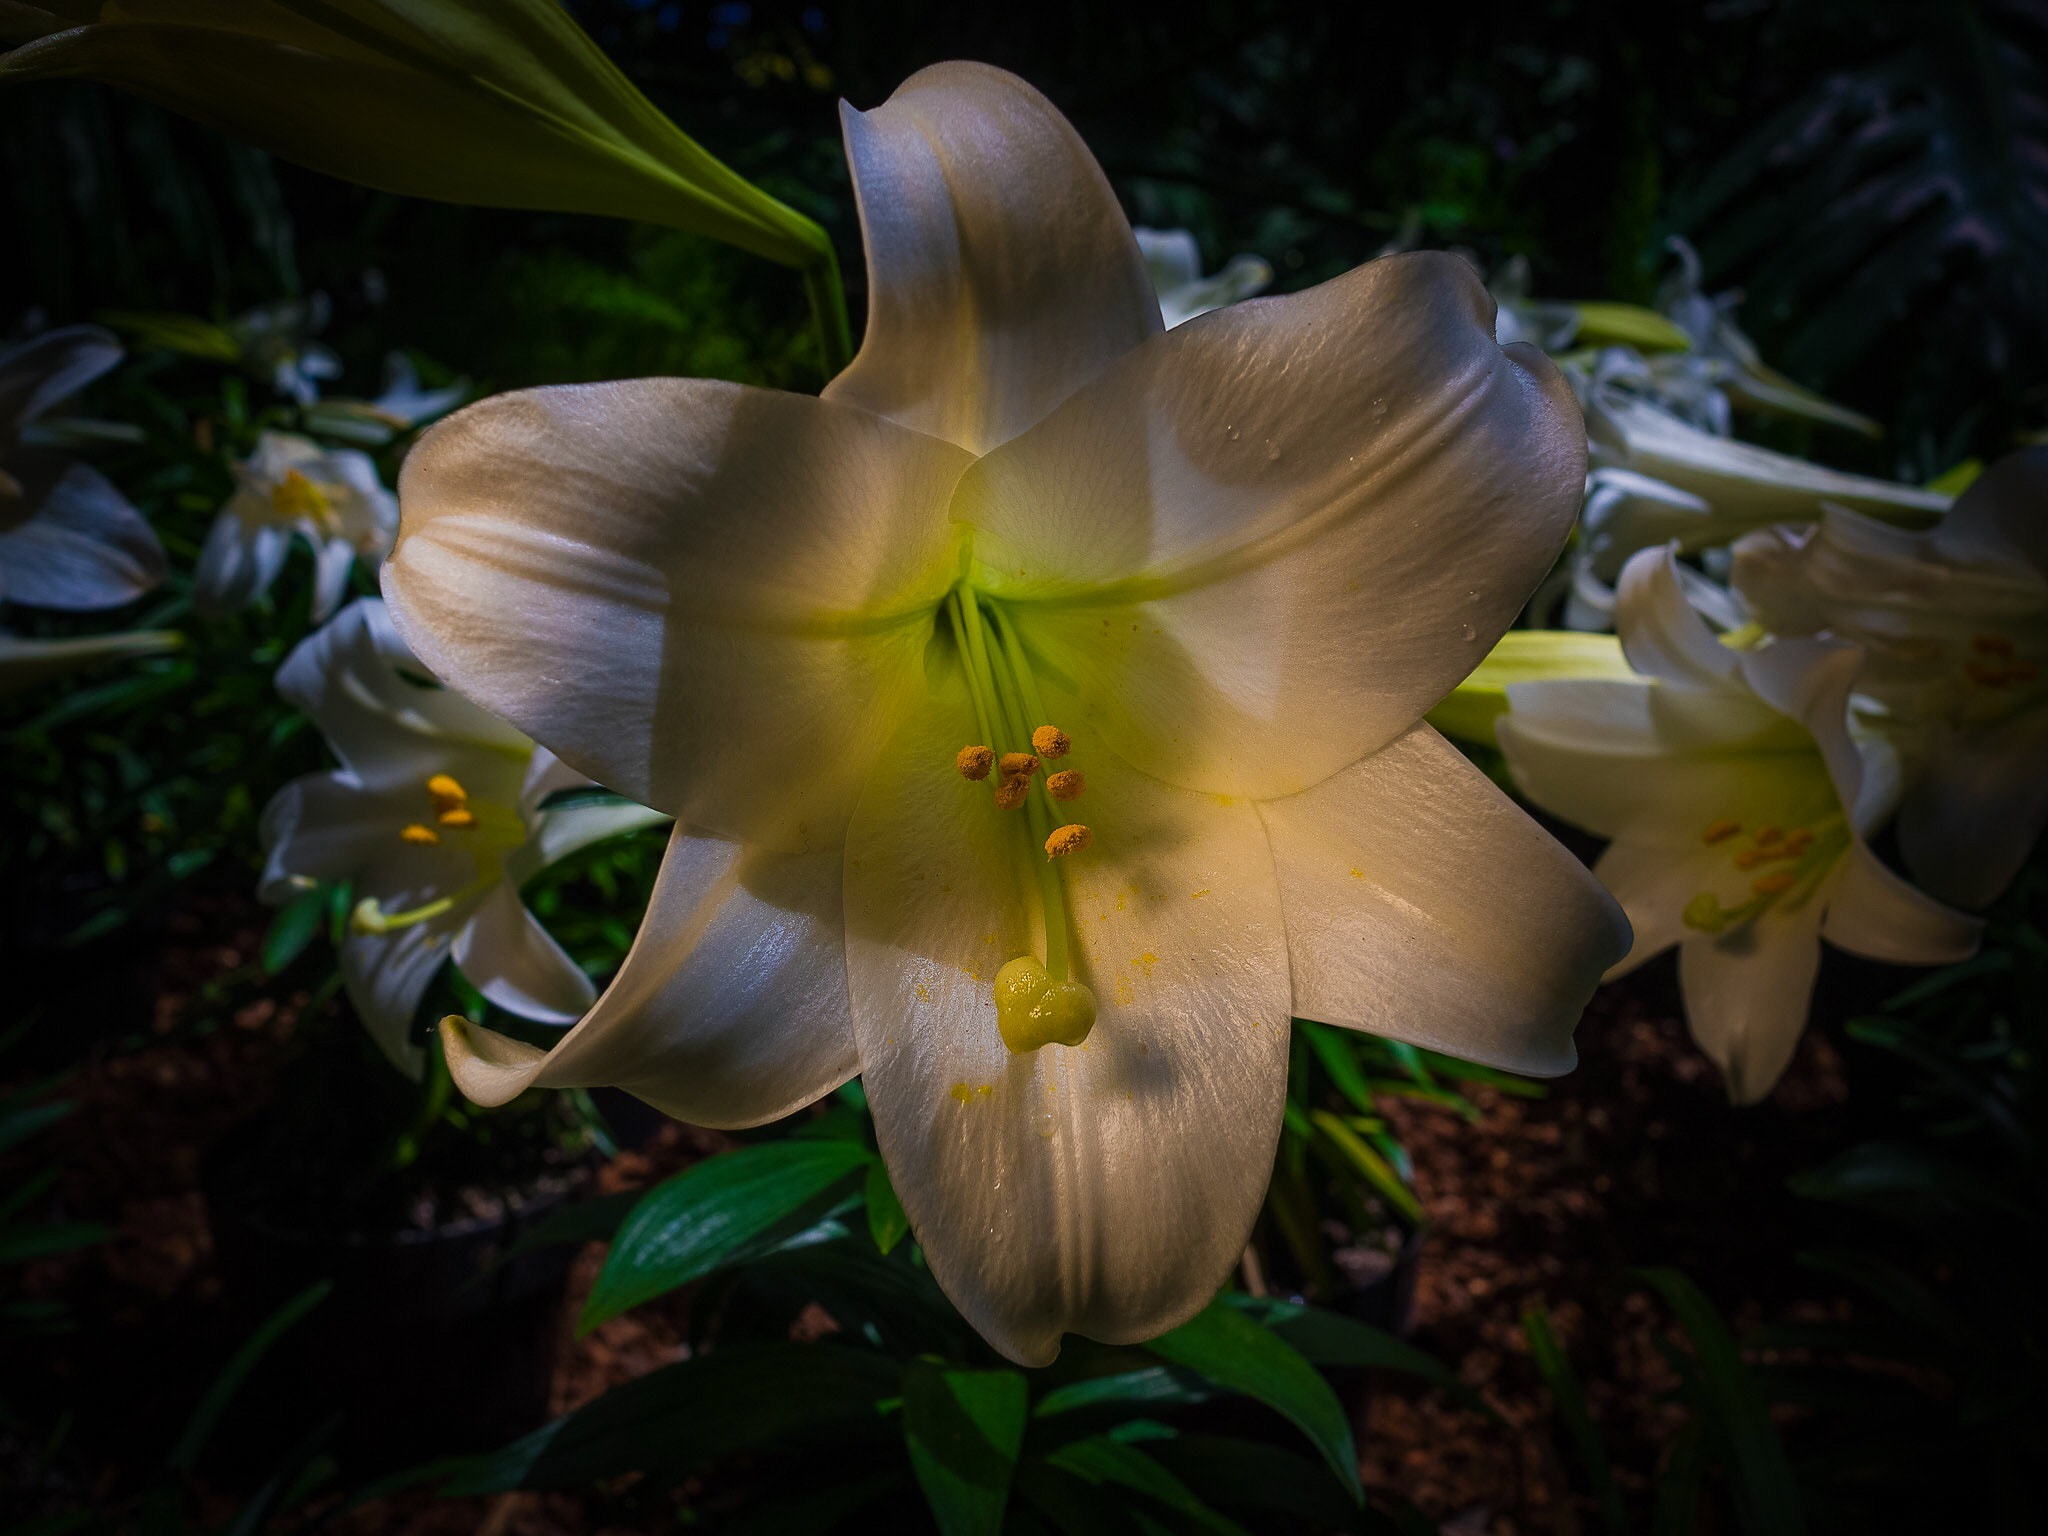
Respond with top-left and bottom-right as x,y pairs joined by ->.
401,773 -> 478,845
1964,633 -> 2038,688
953,724 -> 1093,860
1683,814 -> 1841,933
269,467 -> 332,523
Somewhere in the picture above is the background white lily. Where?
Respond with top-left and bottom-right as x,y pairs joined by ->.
381,62 -> 1631,1365
1497,546 -> 1980,1104
1134,226 -> 1274,329
1733,447 -> 2048,907
196,430 -> 396,622
0,325 -> 165,613
259,599 -> 668,1076
303,353 -> 470,448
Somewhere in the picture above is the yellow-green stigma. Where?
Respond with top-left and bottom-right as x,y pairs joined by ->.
945,585 -> 1099,1053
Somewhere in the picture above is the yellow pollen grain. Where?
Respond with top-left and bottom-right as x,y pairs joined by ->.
998,752 -> 1040,781
1702,818 -> 1741,844
1191,888 -> 1210,899
948,1083 -> 975,1105
915,982 -> 931,1002
1031,725 -> 1071,759
954,744 -> 995,780
992,777 -> 1029,811
1750,872 -> 1796,895
1045,824 -> 1093,859
1115,975 -> 1135,1006
1754,825 -> 1785,847
1973,634 -> 2016,657
1135,952 -> 1159,973
400,823 -> 440,845
1349,867 -> 1364,879
1046,769 -> 1085,801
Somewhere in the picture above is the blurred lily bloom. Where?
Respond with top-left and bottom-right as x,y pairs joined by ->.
303,353 -> 470,447
0,325 -> 164,613
197,431 -> 397,621
1135,227 -> 1273,328
1498,547 -> 1980,1104
1734,448 -> 2048,908
259,600 -> 667,1075
383,63 -> 1630,1364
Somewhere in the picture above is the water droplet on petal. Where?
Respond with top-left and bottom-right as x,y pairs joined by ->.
1459,623 -> 1478,642
1264,439 -> 1281,461
1369,397 -> 1388,421
1224,424 -> 1241,441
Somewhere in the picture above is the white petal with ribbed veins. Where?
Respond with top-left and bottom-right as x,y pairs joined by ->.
442,826 -> 855,1126
1256,724 -> 1627,1074
1677,900 -> 1827,1105
452,882 -> 595,1024
842,685 -> 1290,1366
1611,546 -> 1739,688
827,63 -> 1160,454
385,380 -> 973,851
955,252 -> 1585,801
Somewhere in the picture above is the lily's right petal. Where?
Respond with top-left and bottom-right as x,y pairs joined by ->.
385,380 -> 975,851
442,826 -> 856,1126
1677,904 -> 1828,1106
1257,723 -> 1629,1076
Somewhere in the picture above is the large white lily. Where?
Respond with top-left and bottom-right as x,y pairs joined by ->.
196,430 -> 396,622
1135,227 -> 1273,329
382,63 -> 1629,1364
0,326 -> 165,613
1733,448 -> 2048,907
259,599 -> 668,1075
1497,547 -> 1980,1104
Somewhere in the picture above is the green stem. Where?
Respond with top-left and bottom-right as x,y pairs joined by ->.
947,588 -> 997,749
803,247 -> 854,384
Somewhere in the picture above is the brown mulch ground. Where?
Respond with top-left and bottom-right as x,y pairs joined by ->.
4,892 -> 1864,1534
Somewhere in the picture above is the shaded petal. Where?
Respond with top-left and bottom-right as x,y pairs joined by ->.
1257,724 -> 1627,1074
1593,837 -> 1721,979
274,599 -> 529,793
1933,444 -> 2048,574
342,917 -> 452,1079
257,771 -> 410,903
1677,902 -> 1826,1106
1897,708 -> 2048,909
511,796 -> 670,883
309,534 -> 357,622
442,826 -> 855,1125
0,325 -> 122,431
0,460 -> 164,610
827,62 -> 1159,454
1612,546 -> 1738,688
843,684 -> 1290,1365
1735,636 -> 1873,825
386,379 -> 973,849
1822,841 -> 1982,963
958,251 -> 1585,800
452,882 -> 594,1024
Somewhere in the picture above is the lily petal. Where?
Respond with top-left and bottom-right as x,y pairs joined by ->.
0,325 -> 122,431
385,380 -> 974,850
452,882 -> 595,1024
342,913 -> 457,1079
958,251 -> 1585,800
1897,709 -> 2048,909
1257,723 -> 1627,1075
1677,903 -> 1827,1105
1612,545 -> 1739,687
441,827 -> 855,1124
827,62 -> 1159,454
1932,444 -> 2048,574
257,772 -> 413,904
1592,836 -> 1722,979
0,460 -> 165,610
843,685 -> 1290,1365
1822,840 -> 1982,963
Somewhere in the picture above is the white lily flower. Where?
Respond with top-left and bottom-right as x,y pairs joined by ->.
0,326 -> 165,613
1733,447 -> 2048,907
382,62 -> 1629,1364
1548,466 -> 1756,632
1134,227 -> 1274,329
228,296 -> 342,406
1488,255 -> 1583,351
259,599 -> 669,1076
303,353 -> 471,448
196,431 -> 397,622
1497,546 -> 1981,1105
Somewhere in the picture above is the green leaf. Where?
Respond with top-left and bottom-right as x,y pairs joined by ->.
1035,1366 -> 1219,1420
437,1342 -> 900,1492
96,309 -> 241,361
1147,1438 -> 1369,1529
1636,1269 -> 1805,1536
1308,1109 -> 1425,1227
1521,1303 -> 1627,1536
903,1361 -> 1029,1536
1241,1298 -> 1486,1413
864,1158 -> 912,1255
1144,1297 -> 1361,1502
261,887 -> 326,975
1299,1021 -> 1377,1116
1043,1436 -> 1250,1536
1651,1416 -> 1708,1536
169,1279 -> 331,1474
0,1221 -> 112,1266
1427,631 -> 1634,746
580,1139 -> 873,1329
1572,301 -> 1694,352
0,1096 -> 73,1156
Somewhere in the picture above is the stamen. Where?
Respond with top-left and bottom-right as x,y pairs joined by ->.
1734,848 -> 1765,870
992,778 -> 1029,811
437,807 -> 477,829
270,468 -> 331,522
1750,872 -> 1796,895
1046,770 -> 1085,801
1784,829 -> 1814,855
955,745 -> 995,781
1754,826 -> 1784,847
1031,725 -> 1072,759
401,823 -> 440,845
1973,634 -> 2015,657
998,752 -> 1040,781
1045,825 -> 1092,859
1702,818 -> 1741,844
426,773 -> 468,804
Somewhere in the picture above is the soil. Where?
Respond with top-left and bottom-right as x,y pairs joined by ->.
2,890 -> 1874,1535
